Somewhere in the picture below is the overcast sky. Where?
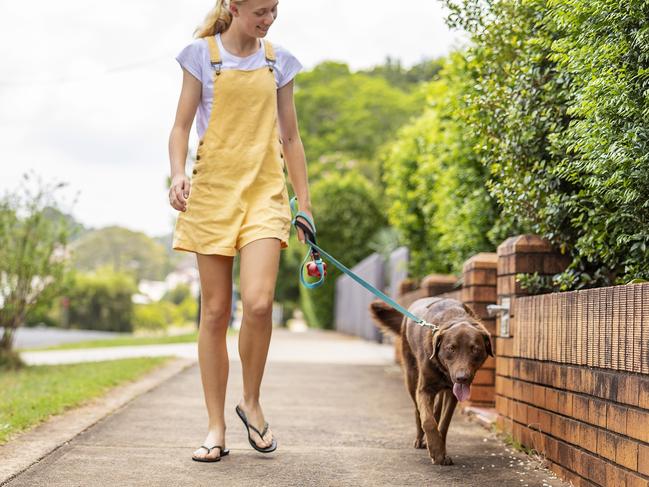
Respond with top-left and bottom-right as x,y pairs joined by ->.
0,1 -> 464,238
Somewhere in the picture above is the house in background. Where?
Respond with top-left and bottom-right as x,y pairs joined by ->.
134,266 -> 200,304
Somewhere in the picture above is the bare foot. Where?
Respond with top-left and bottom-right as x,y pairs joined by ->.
192,427 -> 226,461
237,401 -> 274,449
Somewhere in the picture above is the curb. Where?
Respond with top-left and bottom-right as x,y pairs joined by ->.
0,356 -> 196,485
461,406 -> 498,431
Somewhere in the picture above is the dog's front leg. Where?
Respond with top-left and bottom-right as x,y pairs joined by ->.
416,386 -> 453,465
433,391 -> 442,424
437,388 -> 458,444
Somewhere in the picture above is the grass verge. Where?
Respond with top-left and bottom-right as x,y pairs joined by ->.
0,355 -> 176,445
17,331 -> 201,351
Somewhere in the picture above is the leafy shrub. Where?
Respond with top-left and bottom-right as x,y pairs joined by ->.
441,0 -> 649,288
66,267 -> 137,332
162,283 -> 192,305
382,54 -> 500,278
547,0 -> 649,286
132,301 -> 177,332
176,295 -> 198,324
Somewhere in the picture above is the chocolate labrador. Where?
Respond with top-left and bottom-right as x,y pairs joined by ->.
370,297 -> 493,465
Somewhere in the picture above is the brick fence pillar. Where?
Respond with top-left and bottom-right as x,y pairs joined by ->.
421,274 -> 458,297
494,235 -> 570,434
461,252 -> 498,406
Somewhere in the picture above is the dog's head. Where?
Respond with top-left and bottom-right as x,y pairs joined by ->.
429,304 -> 493,402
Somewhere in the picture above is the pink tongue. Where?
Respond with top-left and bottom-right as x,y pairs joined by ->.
453,383 -> 471,402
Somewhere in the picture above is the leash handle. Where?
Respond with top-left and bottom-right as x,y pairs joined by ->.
288,197 -> 438,330
290,197 -> 326,289
306,237 -> 437,330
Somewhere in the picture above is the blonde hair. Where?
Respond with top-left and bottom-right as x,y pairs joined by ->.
194,0 -> 247,38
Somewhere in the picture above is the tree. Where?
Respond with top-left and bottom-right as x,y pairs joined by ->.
361,57 -> 444,90
294,61 -> 422,176
70,226 -> 171,281
0,172 -> 73,368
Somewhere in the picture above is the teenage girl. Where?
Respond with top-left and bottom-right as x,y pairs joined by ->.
168,0 -> 313,462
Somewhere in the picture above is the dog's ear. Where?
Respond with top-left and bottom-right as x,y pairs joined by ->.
462,303 -> 479,320
431,329 -> 445,360
475,322 -> 494,357
484,332 -> 494,357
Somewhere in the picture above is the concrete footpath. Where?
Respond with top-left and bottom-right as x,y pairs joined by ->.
3,329 -> 568,487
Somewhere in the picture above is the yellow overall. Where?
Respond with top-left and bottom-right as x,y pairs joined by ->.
173,37 -> 291,256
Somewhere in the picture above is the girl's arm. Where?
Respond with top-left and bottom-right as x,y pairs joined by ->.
168,69 -> 201,212
277,79 -> 313,241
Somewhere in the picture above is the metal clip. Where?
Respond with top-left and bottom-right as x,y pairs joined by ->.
487,297 -> 511,337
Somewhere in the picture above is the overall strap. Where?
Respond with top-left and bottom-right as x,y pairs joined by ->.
206,36 -> 222,74
263,40 -> 276,70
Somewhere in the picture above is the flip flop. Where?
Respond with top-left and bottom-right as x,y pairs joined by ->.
235,405 -> 278,453
191,445 -> 230,463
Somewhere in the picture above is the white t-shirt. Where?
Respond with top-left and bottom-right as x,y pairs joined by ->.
175,33 -> 303,139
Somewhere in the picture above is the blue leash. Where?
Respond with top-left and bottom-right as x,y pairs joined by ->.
289,197 -> 438,331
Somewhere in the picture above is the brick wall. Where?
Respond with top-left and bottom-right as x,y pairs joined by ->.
398,274 -> 458,308
495,235 -> 649,487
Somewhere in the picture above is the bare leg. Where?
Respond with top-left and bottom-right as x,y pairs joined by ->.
237,237 -> 281,449
192,253 -> 234,460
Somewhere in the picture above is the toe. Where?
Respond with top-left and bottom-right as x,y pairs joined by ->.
250,426 -> 273,448
252,430 -> 269,448
266,427 -> 275,448
238,403 -> 274,450
193,446 -> 222,460
193,447 -> 208,459
207,448 -> 222,460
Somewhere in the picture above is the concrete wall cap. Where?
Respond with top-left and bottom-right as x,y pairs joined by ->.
421,274 -> 458,286
497,234 -> 553,256
463,252 -> 498,272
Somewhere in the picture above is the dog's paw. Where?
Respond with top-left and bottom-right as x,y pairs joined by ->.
431,455 -> 453,466
413,437 -> 426,449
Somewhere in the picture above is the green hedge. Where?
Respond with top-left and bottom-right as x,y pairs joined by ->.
547,0 -> 649,286
382,54 -> 500,278
439,0 -> 649,289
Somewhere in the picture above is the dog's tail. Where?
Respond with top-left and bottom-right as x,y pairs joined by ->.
369,300 -> 403,335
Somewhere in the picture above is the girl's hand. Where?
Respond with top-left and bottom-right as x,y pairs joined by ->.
169,174 -> 191,212
296,209 -> 315,245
